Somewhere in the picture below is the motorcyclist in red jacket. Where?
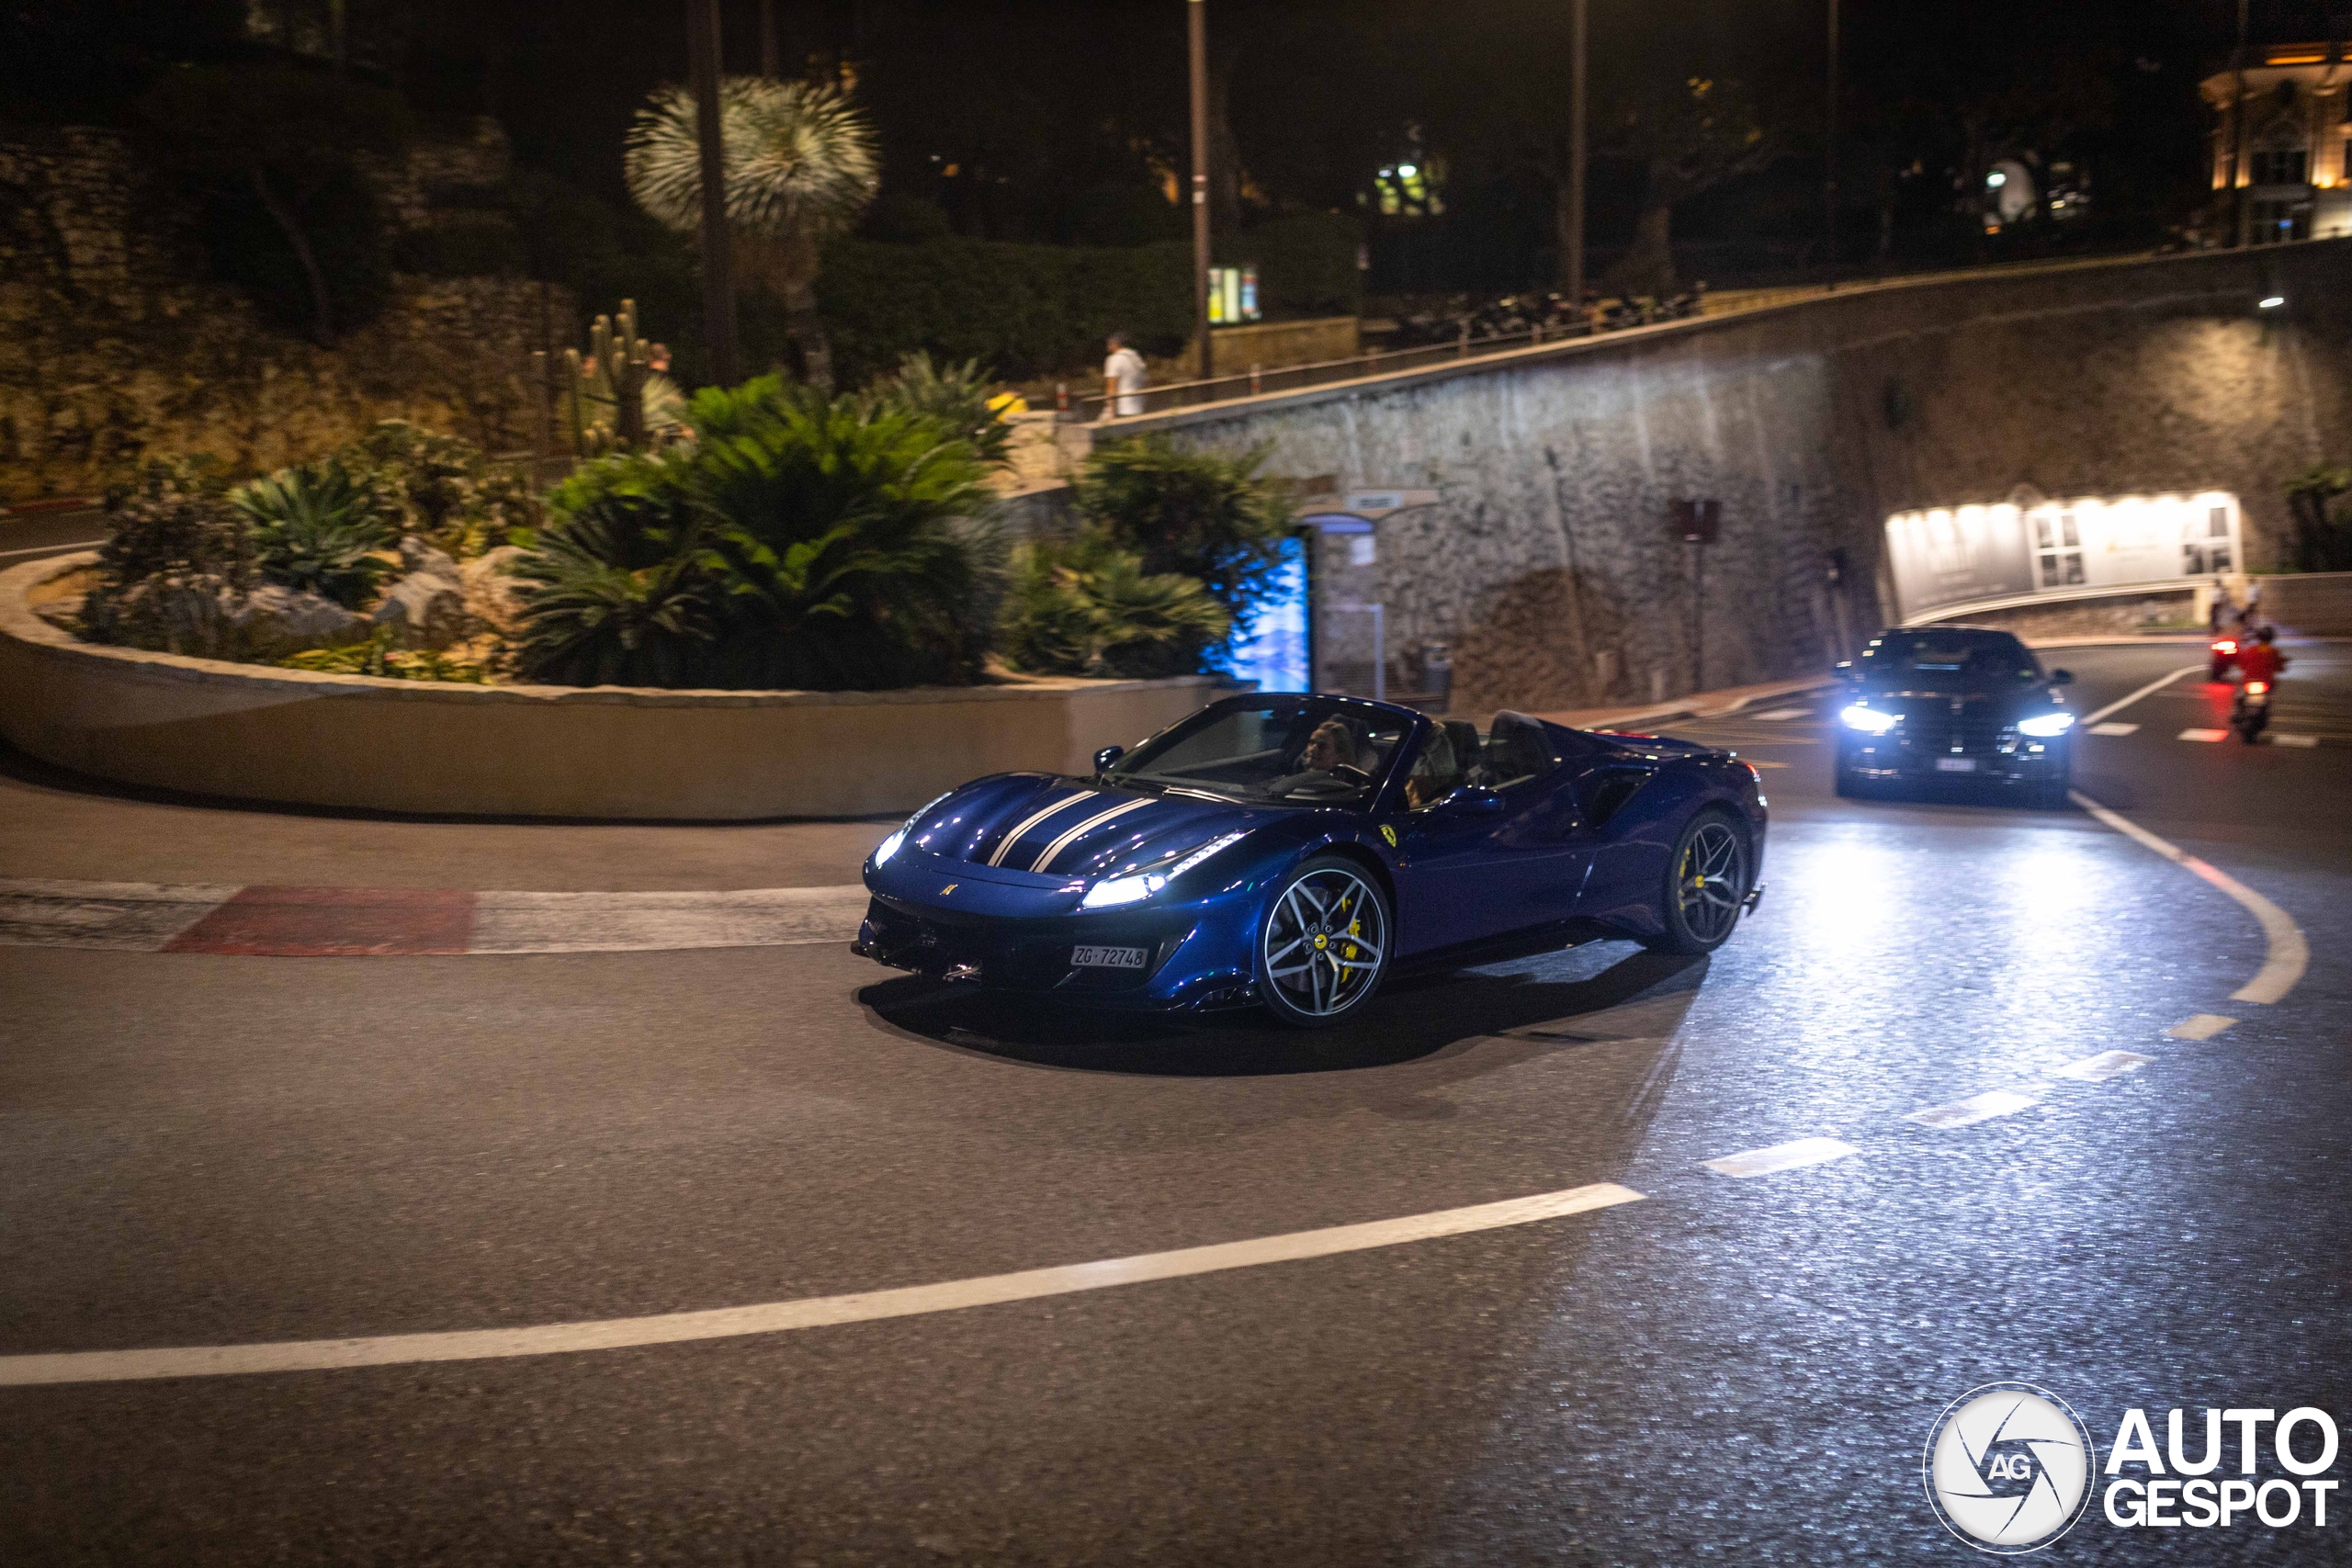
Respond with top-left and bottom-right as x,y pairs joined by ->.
2236,626 -> 2288,686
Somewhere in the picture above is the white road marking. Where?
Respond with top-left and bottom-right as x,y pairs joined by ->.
0,877 -> 239,950
0,537 -> 103,561
2165,1013 -> 2238,1042
2051,1051 -> 2151,1082
1703,1137 -> 1858,1179
0,1182 -> 1645,1386
2069,790 -> 2307,1006
1905,1089 -> 2038,1129
2178,728 -> 2229,742
2086,722 -> 2140,737
2081,664 -> 2202,727
2269,733 -> 2319,748
468,887 -> 870,953
1748,707 -> 1811,721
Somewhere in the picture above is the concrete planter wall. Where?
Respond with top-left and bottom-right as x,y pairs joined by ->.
0,555 -> 1224,820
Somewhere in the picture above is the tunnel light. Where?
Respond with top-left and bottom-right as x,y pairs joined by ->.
1398,163 -> 1419,177
2259,296 -> 2286,310
1840,705 -> 1899,735
2017,712 -> 2075,738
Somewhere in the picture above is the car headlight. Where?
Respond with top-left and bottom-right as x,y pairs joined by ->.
872,791 -> 955,868
2017,712 -> 2075,738
1079,830 -> 1247,910
1840,704 -> 1898,735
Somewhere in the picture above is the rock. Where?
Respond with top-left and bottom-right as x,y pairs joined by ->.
231,584 -> 368,655
460,545 -> 530,637
371,570 -> 472,649
398,535 -> 463,584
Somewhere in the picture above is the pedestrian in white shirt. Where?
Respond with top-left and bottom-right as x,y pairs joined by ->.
1103,331 -> 1147,417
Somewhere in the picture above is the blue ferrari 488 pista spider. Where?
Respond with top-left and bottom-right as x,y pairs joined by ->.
854,693 -> 1767,1026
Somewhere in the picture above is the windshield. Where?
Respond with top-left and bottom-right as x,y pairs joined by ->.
1859,630 -> 2041,684
1106,697 -> 1412,807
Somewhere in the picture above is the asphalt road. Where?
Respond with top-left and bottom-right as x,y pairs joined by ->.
3,642 -> 2348,1565
0,506 -> 106,566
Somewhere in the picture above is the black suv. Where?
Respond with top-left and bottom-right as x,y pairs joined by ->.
1834,626 -> 2076,808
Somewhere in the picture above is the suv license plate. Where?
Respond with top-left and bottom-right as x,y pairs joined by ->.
1072,944 -> 1148,969
1934,757 -> 1978,773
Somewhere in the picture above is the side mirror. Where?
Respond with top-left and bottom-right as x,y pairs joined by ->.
1093,745 -> 1125,773
1435,784 -> 1505,816
2050,669 -> 2075,686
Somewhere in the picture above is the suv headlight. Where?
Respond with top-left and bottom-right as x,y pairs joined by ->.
2017,712 -> 2075,738
1080,831 -> 1247,910
1840,704 -> 1898,735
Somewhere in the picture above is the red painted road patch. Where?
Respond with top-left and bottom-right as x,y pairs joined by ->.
163,886 -> 477,956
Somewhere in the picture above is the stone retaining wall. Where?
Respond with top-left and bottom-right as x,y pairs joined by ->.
0,556 -> 1221,820
1115,243 -> 2352,715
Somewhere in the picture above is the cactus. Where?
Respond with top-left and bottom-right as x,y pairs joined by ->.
559,299 -> 685,457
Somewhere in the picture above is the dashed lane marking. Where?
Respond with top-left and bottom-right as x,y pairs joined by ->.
2051,1051 -> 2152,1082
2070,790 -> 2308,1006
2087,722 -> 2140,737
1905,1089 -> 2038,1129
2081,664 -> 2204,727
0,1182 -> 1645,1386
1747,707 -> 1812,721
1702,1137 -> 1858,1179
2178,728 -> 2229,742
2270,733 -> 2320,748
2165,1013 -> 2238,1042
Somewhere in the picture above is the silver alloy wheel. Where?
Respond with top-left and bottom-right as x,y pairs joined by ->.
1677,819 -> 1746,943
1261,866 -> 1387,1019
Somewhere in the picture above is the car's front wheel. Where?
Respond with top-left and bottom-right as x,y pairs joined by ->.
1257,854 -> 1391,1028
1643,810 -> 1751,955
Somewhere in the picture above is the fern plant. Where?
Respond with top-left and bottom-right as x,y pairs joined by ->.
232,458 -> 398,607
864,351 -> 1016,468
1001,529 -> 1230,680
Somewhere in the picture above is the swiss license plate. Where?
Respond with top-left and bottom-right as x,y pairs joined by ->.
1071,944 -> 1148,970
1934,756 -> 1978,773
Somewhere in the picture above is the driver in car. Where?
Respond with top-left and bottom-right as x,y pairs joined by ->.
1268,720 -> 1360,797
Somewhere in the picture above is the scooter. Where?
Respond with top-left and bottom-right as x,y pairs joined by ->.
2231,678 -> 2273,744
2210,635 -> 2239,681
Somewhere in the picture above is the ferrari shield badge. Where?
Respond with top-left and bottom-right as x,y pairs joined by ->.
1379,825 -> 1397,847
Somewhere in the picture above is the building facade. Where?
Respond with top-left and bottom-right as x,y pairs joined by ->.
2203,41 -> 2352,244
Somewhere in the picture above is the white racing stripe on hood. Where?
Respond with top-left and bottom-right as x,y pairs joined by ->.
984,790 -> 1096,867
1030,796 -> 1155,874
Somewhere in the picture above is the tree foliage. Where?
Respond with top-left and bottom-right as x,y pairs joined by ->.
1000,531 -> 1231,680
1073,436 -> 1295,663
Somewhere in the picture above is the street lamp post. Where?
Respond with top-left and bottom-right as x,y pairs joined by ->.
1189,0 -> 1214,381
1824,0 -> 1839,285
1567,0 -> 1587,310
688,0 -> 739,387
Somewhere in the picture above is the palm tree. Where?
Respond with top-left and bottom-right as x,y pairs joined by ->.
626,75 -> 879,391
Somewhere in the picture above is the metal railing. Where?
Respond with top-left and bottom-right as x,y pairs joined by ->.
1067,306 -> 1706,423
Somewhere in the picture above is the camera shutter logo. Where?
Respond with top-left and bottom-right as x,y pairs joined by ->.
1924,1383 -> 2097,1553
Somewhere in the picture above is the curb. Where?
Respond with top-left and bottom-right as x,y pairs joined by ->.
0,876 -> 871,957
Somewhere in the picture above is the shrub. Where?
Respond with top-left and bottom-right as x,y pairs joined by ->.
232,458 -> 399,607
1001,531 -> 1230,679
514,379 -> 1005,690
818,236 -> 1193,386
1223,212 -> 1364,319
2283,463 -> 2352,573
1073,436 -> 1295,662
864,351 -> 1017,468
348,420 -> 530,558
278,627 -> 492,683
79,456 -> 255,655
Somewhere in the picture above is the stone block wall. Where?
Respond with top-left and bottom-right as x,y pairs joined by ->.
0,120 -> 565,500
1117,243 -> 2352,716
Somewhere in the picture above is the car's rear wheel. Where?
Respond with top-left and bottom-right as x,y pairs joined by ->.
1257,855 -> 1391,1028
1643,810 -> 1750,955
